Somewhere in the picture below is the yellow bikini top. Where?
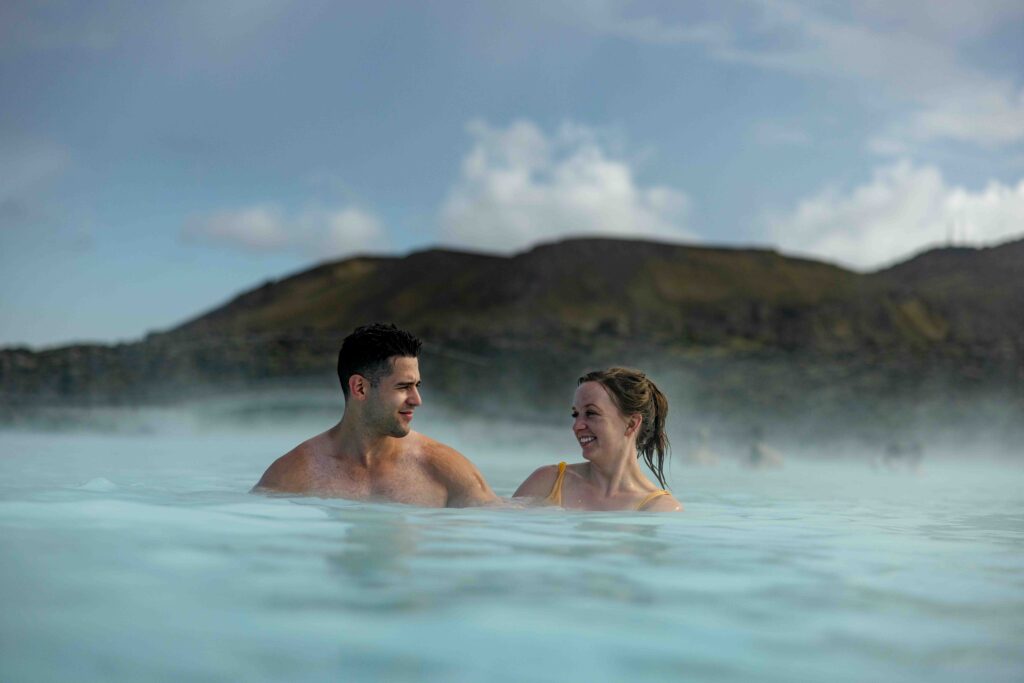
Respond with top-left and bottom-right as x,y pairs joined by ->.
544,461 -> 669,510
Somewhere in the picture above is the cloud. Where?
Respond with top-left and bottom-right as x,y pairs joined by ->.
182,204 -> 386,258
318,207 -> 385,255
767,160 -> 1024,269
573,1 -> 1024,149
440,120 -> 693,252
905,87 -> 1024,148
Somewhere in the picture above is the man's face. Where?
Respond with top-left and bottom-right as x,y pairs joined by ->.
364,356 -> 422,438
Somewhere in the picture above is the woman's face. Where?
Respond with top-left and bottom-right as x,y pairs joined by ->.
572,381 -> 635,461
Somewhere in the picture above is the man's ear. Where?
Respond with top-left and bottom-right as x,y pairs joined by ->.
348,374 -> 369,400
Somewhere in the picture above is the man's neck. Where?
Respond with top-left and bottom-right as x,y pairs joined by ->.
329,415 -> 397,468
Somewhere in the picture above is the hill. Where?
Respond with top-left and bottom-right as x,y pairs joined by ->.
154,235 -> 1023,364
2,236 -> 1021,439
872,239 -> 1024,364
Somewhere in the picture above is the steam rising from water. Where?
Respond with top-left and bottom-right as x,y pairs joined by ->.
2,392 -> 1022,683
4,386 -> 1019,477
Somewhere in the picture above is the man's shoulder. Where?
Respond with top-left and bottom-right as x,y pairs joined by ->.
253,435 -> 325,492
407,431 -> 465,462
406,433 -> 480,478
403,431 -> 496,506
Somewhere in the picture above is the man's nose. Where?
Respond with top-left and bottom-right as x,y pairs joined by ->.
408,387 -> 422,406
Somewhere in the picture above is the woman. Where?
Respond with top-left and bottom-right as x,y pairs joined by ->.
514,368 -> 683,512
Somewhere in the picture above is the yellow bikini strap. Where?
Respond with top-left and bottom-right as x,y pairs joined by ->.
544,461 -> 568,506
636,490 -> 669,510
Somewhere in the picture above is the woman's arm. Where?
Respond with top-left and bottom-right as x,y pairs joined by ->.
512,464 -> 560,498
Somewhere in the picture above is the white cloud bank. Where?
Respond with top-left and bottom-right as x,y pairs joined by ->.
768,161 -> 1024,269
440,120 -> 694,252
573,1 -> 1024,150
182,204 -> 385,258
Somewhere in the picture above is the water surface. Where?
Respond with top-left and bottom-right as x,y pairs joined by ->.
1,405 -> 1022,682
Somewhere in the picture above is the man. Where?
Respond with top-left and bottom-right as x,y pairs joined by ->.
254,323 -> 498,507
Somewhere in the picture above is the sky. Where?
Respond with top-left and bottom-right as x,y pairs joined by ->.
2,0 -> 1023,348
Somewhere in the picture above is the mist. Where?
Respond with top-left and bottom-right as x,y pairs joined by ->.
3,378 -> 1020,500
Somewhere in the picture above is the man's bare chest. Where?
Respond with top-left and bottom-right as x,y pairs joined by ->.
306,457 -> 446,506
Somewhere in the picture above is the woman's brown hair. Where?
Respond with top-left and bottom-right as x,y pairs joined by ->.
578,367 -> 671,489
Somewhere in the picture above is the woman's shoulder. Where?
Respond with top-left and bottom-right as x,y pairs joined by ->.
638,491 -> 684,512
512,462 -> 566,498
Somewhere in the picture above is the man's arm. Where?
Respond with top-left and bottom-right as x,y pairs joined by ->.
425,443 -> 500,508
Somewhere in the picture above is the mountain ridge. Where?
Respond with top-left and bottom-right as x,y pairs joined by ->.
2,236 -> 1021,421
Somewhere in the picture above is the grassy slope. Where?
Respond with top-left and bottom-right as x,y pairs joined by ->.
160,235 -> 1014,357
2,236 -> 1021,415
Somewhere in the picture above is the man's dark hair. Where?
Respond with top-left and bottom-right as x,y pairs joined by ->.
337,323 -> 422,398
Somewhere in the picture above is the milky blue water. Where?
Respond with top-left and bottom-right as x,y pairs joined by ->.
1,403 -> 1022,682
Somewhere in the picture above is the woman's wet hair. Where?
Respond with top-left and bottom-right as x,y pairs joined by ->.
337,323 -> 422,397
578,367 -> 671,489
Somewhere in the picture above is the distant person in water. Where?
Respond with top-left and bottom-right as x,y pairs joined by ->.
253,323 -> 498,507
514,368 -> 683,512
744,425 -> 784,469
